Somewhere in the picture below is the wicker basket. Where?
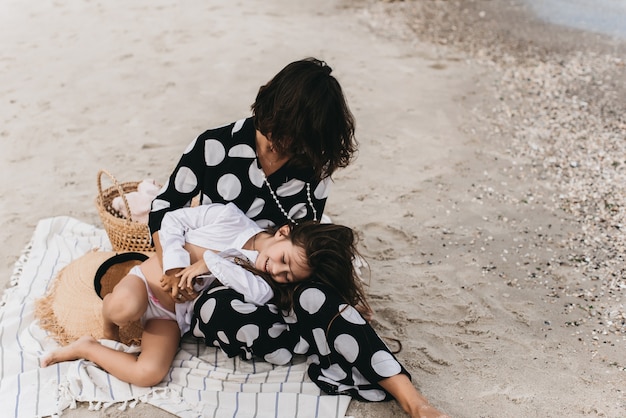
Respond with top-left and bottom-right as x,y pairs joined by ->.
95,169 -> 154,252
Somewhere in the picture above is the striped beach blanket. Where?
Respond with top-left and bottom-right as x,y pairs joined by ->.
0,216 -> 351,417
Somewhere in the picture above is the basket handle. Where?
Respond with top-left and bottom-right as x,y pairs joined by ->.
97,169 -> 135,223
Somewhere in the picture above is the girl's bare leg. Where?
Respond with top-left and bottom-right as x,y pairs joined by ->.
41,335 -> 99,366
42,319 -> 180,387
102,273 -> 149,340
379,374 -> 450,418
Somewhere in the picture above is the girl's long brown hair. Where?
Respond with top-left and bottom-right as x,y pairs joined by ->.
244,222 -> 369,312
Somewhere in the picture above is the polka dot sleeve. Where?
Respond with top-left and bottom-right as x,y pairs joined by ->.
148,134 -> 213,234
149,117 -> 330,234
292,283 -> 411,401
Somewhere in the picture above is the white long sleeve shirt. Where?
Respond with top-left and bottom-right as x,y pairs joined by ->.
158,203 -> 273,334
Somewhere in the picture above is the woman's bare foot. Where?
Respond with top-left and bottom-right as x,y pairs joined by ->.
41,336 -> 99,367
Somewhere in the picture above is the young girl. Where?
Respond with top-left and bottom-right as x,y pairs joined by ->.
41,203 -> 365,388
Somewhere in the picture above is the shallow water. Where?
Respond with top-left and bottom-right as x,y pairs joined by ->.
524,0 -> 626,39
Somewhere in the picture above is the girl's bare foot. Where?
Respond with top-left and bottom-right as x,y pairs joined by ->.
41,336 -> 99,367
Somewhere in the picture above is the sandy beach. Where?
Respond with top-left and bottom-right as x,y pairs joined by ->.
1,0 -> 624,417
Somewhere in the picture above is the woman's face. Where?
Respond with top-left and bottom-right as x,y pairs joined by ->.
255,227 -> 311,284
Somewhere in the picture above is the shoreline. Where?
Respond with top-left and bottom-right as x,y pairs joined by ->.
523,0 -> 626,40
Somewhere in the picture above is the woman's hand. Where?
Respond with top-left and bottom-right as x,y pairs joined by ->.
176,260 -> 209,291
414,404 -> 450,418
378,374 -> 450,418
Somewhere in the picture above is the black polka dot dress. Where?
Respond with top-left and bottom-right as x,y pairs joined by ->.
150,118 -> 410,401
148,117 -> 331,233
189,282 -> 410,402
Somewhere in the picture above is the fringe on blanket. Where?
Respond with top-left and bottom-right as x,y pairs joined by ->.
4,239 -> 32,294
51,382 -> 178,417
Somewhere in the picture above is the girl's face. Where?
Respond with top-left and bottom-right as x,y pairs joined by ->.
255,226 -> 311,284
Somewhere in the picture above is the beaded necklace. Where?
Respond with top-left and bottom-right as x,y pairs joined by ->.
262,175 -> 318,225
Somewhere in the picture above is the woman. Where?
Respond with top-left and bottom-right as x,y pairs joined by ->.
148,58 -> 356,244
149,58 -> 448,418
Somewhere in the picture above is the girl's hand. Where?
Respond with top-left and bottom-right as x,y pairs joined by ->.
176,259 -> 209,291
160,268 -> 183,298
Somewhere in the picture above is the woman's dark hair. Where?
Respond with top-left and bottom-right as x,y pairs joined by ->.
251,57 -> 357,180
261,222 -> 370,312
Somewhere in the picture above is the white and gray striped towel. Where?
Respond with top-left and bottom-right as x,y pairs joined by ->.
0,216 -> 351,417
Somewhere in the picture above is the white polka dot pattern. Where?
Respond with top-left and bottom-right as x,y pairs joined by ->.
288,202 -> 308,220
190,282 -> 406,403
336,383 -> 357,393
245,197 -> 265,219
236,324 -> 260,347
230,299 -> 258,314
293,337 -> 310,354
217,330 -> 229,344
264,348 -> 292,365
350,367 -> 371,385
183,138 -> 197,154
268,322 -> 289,338
217,174 -> 241,200
248,161 -> 265,187
299,288 -> 326,314
157,119 -> 406,403
283,310 -> 297,324
276,178 -> 305,197
228,144 -> 256,158
358,389 -> 387,402
371,350 -> 402,377
231,118 -> 245,134
174,167 -> 198,193
199,298 -> 216,323
339,304 -> 367,325
150,118 -> 328,248
204,139 -> 226,166
321,363 -> 347,381
200,194 -> 213,205
151,199 -> 170,212
334,334 -> 360,363
314,177 -> 332,199
312,327 -> 331,356
192,322 -> 204,338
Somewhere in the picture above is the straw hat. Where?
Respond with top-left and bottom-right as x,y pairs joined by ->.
36,249 -> 150,346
